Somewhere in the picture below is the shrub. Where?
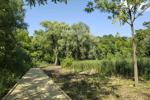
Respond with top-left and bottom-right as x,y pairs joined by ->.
61,58 -> 73,68
100,59 -> 115,76
0,69 -> 19,99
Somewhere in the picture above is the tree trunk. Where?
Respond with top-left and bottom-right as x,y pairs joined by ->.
54,52 -> 59,65
130,23 -> 138,86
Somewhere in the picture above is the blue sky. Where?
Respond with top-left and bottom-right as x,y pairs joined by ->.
24,0 -> 150,36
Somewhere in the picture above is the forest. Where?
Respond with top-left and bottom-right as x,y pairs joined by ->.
0,0 -> 150,99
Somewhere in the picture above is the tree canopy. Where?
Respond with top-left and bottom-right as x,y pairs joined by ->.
86,0 -> 150,25
85,0 -> 150,85
25,0 -> 68,6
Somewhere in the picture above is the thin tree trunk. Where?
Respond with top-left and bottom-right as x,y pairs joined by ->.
130,23 -> 138,85
54,52 -> 59,65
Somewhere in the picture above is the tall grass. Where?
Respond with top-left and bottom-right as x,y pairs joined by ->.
71,60 -> 101,72
138,58 -> 150,80
100,59 -> 115,76
61,58 -> 150,80
115,59 -> 133,78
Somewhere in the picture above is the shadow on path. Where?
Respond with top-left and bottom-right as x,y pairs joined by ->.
3,68 -> 70,100
43,69 -> 120,100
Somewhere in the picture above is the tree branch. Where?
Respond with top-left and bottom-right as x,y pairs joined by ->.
134,4 -> 150,21
122,19 -> 131,25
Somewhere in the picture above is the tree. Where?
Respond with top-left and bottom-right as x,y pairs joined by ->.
71,22 -> 91,60
25,0 -> 68,6
0,0 -> 32,97
0,0 -> 27,70
40,21 -> 70,65
85,0 -> 150,85
143,21 -> 150,28
136,21 -> 150,57
31,21 -> 96,64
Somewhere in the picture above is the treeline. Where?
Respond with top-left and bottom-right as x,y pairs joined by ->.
136,22 -> 150,57
30,21 -> 150,65
30,21 -> 150,81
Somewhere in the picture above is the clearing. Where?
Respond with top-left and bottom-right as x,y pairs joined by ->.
43,66 -> 150,100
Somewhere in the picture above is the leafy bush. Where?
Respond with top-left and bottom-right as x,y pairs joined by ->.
100,59 -> 115,76
0,48 -> 32,99
0,69 -> 20,98
61,58 -> 73,68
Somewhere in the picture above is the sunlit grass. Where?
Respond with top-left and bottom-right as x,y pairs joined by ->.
62,58 -> 150,79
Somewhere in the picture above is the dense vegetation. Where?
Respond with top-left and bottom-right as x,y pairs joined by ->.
62,58 -> 150,80
0,0 -> 150,99
32,21 -> 150,81
31,21 -> 150,63
0,0 -> 32,98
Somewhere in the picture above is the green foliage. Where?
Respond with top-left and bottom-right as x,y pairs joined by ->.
136,26 -> 150,57
65,60 -> 101,72
67,60 -> 115,75
63,58 -> 150,80
61,58 -> 73,68
143,21 -> 150,28
31,21 -> 133,64
0,70 -> 18,98
115,59 -> 133,78
31,21 -> 71,65
138,58 -> 150,80
31,21 -> 96,64
0,0 -> 32,98
100,59 -> 115,76
85,0 -> 150,84
0,0 -> 149,97
86,0 -> 150,25
25,0 -> 68,6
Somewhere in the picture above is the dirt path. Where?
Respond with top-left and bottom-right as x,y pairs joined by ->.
3,68 -> 71,100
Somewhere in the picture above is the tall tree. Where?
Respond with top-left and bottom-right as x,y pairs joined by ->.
0,0 -> 26,69
0,0 -> 32,97
71,22 -> 90,59
40,21 -> 70,65
85,0 -> 150,85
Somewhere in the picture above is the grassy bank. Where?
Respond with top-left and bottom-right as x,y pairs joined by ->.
62,58 -> 150,80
